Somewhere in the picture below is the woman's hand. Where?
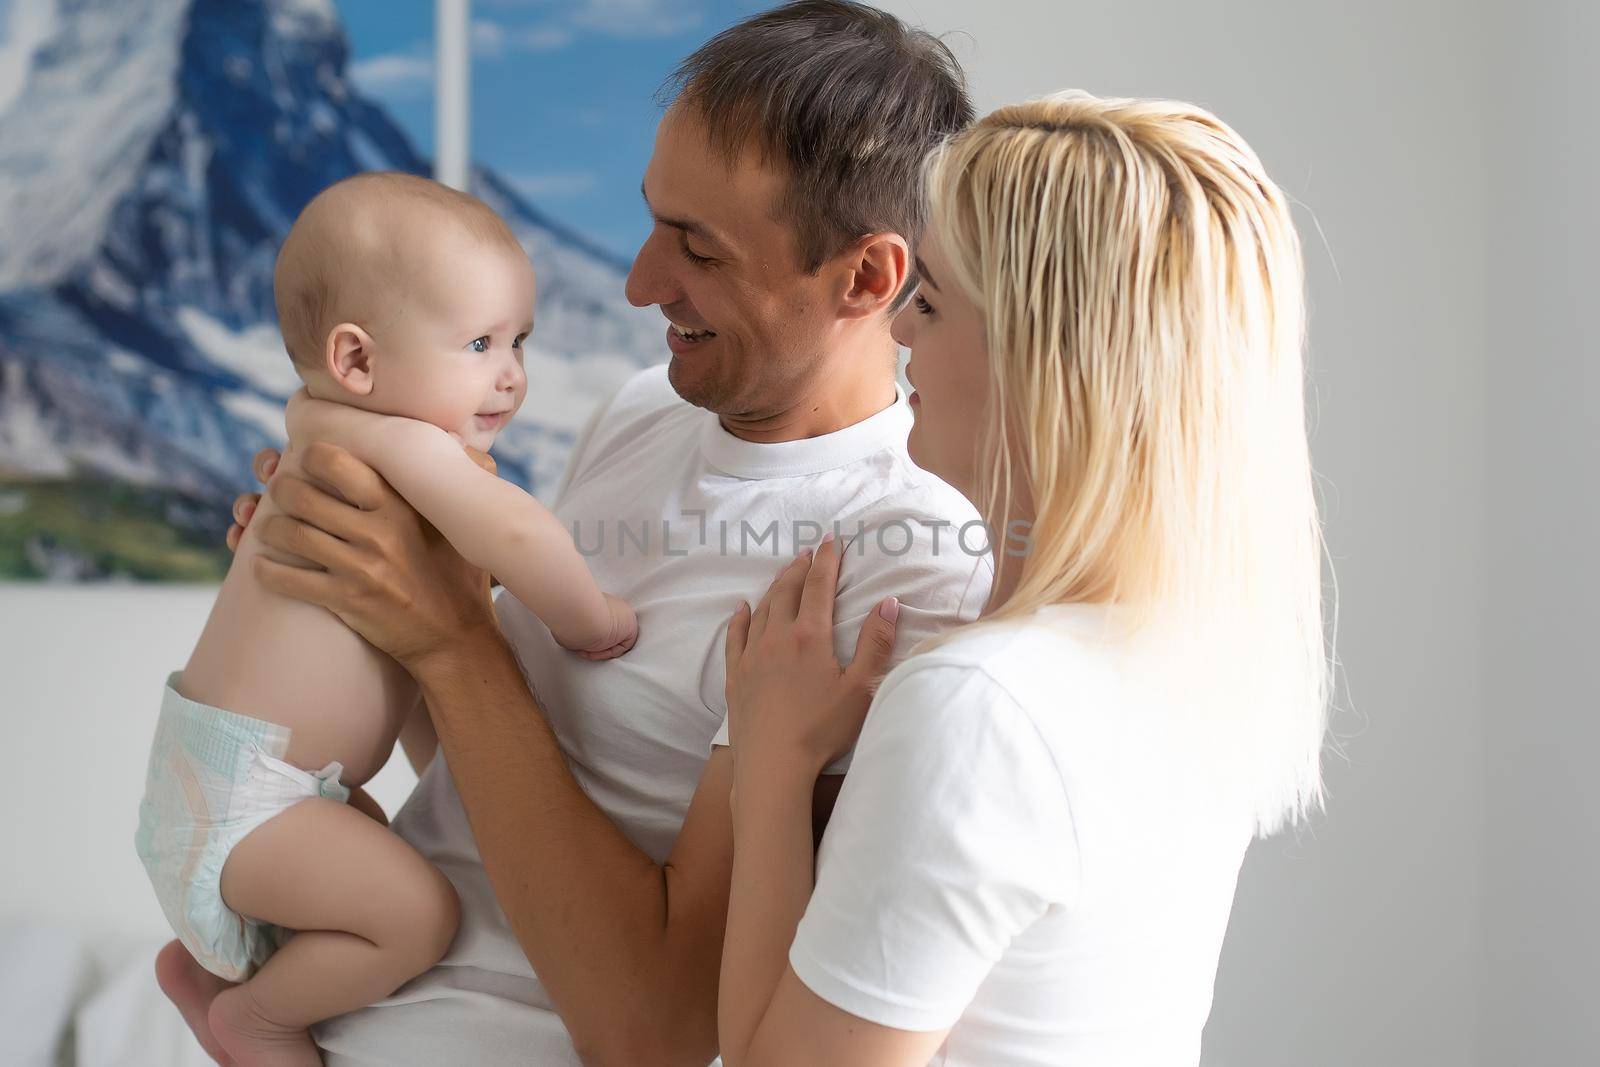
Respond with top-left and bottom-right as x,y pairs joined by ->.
724,534 -> 901,780
250,440 -> 501,673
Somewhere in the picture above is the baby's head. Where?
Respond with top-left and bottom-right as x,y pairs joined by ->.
274,172 -> 534,451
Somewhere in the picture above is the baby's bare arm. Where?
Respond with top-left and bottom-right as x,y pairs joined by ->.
285,392 -> 625,652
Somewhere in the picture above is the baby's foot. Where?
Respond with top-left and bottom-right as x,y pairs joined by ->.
208,984 -> 321,1067
155,940 -> 232,1065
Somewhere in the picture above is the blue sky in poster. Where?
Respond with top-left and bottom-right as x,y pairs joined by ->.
338,0 -> 767,261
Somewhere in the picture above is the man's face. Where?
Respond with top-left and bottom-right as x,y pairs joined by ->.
626,106 -> 837,418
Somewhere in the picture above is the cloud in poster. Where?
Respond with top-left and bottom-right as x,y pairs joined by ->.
353,13 -> 590,95
479,0 -> 708,41
0,0 -> 55,115
507,171 -> 601,200
471,19 -> 575,57
569,0 -> 706,38
350,50 -> 433,98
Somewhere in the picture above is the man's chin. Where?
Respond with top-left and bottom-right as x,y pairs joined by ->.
665,354 -> 726,413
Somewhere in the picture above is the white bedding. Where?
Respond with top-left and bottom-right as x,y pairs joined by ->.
0,925 -> 211,1067
3,583 -> 419,1065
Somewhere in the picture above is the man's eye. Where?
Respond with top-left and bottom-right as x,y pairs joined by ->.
680,242 -> 713,266
468,337 -> 490,353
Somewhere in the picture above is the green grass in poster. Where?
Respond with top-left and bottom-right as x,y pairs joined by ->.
0,478 -> 230,582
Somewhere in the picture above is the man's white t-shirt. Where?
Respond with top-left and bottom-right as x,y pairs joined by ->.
789,603 -> 1255,1066
317,365 -> 991,1066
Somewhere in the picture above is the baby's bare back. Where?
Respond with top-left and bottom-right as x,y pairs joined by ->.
178,446 -> 417,786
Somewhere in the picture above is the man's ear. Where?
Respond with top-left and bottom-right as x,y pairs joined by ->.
838,232 -> 910,321
323,323 -> 377,396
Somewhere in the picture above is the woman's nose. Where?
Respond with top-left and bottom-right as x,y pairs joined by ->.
889,303 -> 916,348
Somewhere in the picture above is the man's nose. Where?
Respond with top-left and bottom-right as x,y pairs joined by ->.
625,228 -> 680,309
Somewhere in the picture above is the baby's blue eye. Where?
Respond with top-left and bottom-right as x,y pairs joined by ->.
513,332 -> 528,349
468,337 -> 490,353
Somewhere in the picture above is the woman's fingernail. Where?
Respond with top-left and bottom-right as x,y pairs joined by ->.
879,596 -> 900,623
821,531 -> 836,545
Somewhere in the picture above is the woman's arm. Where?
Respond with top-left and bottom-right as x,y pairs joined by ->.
721,753 -> 818,1062
723,759 -> 950,1067
286,392 -> 631,654
718,537 -> 944,1066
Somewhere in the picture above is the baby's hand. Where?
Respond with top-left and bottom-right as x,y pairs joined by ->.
573,593 -> 639,662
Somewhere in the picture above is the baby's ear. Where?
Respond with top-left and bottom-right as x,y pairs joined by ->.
324,322 -> 376,396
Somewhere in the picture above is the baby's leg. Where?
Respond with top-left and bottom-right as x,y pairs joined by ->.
155,940 -> 233,1064
208,797 -> 459,1066
156,788 -> 393,1064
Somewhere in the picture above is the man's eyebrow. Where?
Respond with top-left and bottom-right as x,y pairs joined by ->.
640,181 -> 729,251
913,255 -> 940,291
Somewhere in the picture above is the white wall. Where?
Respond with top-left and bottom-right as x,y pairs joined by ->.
0,583 -> 418,941
8,3 -> 1596,1064
1483,2 -> 1599,1063
871,1 -> 1493,1064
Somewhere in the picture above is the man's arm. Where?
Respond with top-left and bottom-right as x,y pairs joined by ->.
416,637 -> 736,1066
252,442 -> 733,1066
397,691 -> 439,776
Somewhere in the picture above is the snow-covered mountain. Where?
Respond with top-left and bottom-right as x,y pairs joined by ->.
0,0 -> 663,578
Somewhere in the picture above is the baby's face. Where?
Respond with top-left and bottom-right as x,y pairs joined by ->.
368,232 -> 535,453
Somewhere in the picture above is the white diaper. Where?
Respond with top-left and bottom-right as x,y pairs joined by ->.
133,672 -> 349,981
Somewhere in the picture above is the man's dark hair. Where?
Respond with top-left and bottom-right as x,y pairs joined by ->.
661,1 -> 973,301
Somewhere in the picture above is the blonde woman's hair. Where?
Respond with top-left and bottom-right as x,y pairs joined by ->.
923,91 -> 1327,835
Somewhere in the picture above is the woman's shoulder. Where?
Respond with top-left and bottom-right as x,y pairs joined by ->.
884,604 -> 1123,718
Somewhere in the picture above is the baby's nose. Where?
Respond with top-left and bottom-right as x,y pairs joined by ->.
498,358 -> 527,390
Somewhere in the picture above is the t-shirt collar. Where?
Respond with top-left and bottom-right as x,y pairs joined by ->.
698,383 -> 912,480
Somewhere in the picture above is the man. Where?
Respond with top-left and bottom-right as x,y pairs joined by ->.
166,3 -> 982,1064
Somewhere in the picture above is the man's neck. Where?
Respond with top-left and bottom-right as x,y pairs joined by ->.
719,337 -> 899,445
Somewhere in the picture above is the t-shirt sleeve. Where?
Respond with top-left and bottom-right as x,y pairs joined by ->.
708,511 -> 992,771
786,662 -> 1079,1032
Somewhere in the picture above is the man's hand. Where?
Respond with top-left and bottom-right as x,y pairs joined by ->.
224,448 -> 280,552
250,440 -> 501,671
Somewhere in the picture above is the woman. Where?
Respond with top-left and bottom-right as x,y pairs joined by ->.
717,91 -> 1329,1066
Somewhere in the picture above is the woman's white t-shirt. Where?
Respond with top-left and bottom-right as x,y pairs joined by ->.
789,605 -> 1255,1067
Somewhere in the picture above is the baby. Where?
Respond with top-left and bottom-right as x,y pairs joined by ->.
136,172 -> 637,1066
